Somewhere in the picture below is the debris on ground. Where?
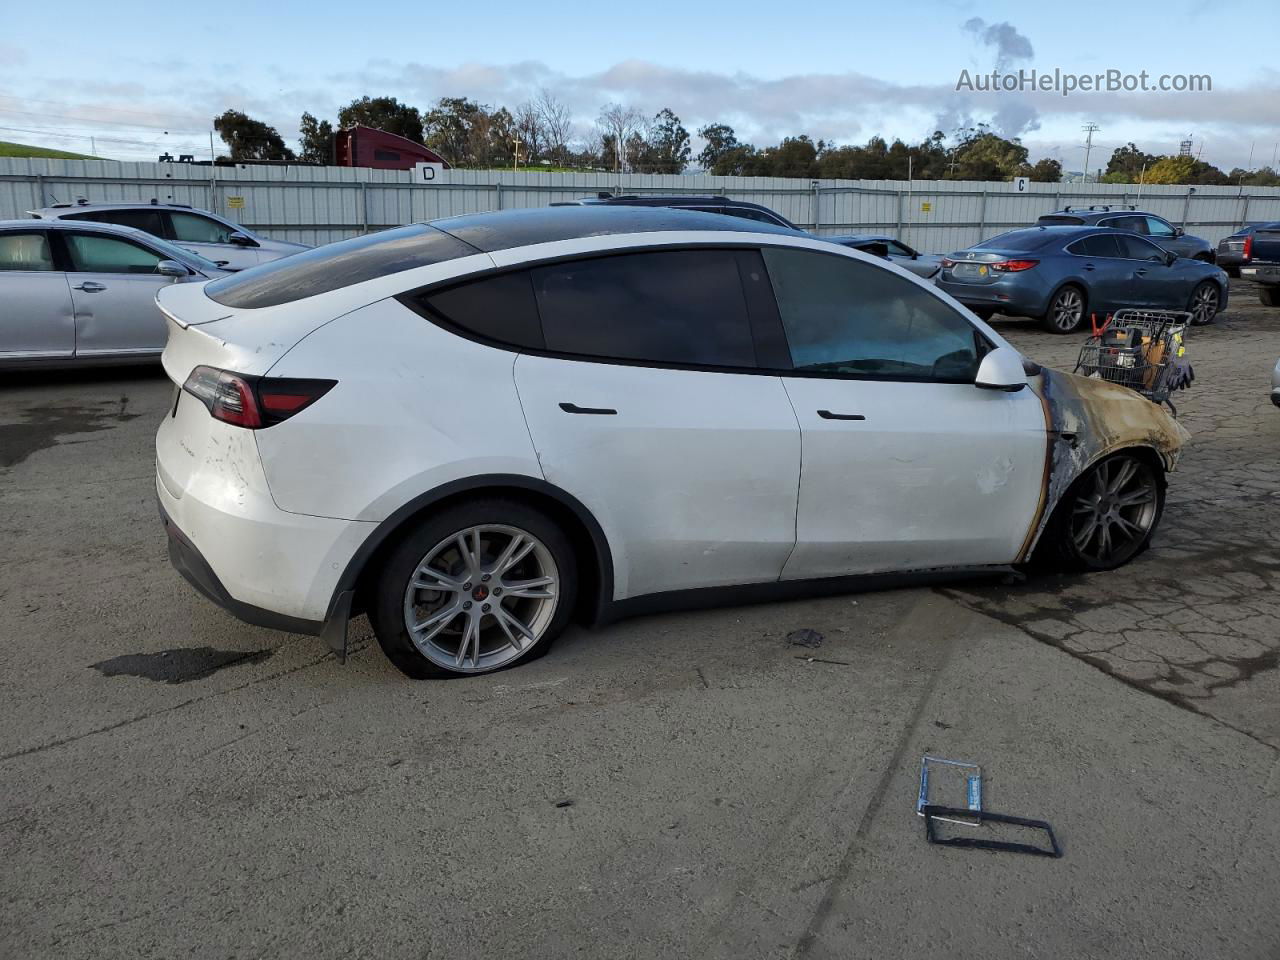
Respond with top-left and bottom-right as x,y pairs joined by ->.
785,628 -> 824,648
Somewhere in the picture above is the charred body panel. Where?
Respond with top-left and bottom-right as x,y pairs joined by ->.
1018,366 -> 1189,561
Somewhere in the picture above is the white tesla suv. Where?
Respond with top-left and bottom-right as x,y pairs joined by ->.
156,207 -> 1188,678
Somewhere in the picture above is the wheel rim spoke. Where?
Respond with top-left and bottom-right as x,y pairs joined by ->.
403,523 -> 561,672
1108,458 -> 1137,494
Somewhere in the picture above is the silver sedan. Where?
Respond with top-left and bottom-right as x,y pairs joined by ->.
826,234 -> 943,279
0,219 -> 227,369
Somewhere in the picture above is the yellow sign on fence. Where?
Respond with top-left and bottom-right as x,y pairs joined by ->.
920,201 -> 932,213
226,196 -> 245,209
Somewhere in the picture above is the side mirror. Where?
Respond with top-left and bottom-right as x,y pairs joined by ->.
1164,250 -> 1178,266
1173,226 -> 1185,237
227,231 -> 255,247
974,346 -> 1027,392
156,259 -> 188,278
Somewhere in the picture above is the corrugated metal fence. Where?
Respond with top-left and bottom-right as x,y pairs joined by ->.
4,157 -> 1280,253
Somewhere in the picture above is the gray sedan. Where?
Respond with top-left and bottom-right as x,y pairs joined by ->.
827,234 -> 942,279
0,219 -> 227,369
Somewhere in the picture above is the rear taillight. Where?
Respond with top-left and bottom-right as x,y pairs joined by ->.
941,257 -> 958,268
1243,234 -> 1253,262
182,365 -> 336,429
990,259 -> 1039,272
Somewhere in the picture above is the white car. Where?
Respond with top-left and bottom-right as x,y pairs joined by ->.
156,207 -> 1188,678
29,201 -> 310,271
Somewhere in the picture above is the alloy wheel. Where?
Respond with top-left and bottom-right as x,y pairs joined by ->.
1189,283 -> 1219,325
402,524 -> 560,673
1069,455 -> 1159,565
1050,288 -> 1084,331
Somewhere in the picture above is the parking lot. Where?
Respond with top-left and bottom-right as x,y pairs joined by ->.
2,278 -> 1279,959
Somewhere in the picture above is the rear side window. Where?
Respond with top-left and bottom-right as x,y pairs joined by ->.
530,249 -> 756,368
416,271 -> 544,349
67,209 -> 167,236
763,247 -> 982,382
1102,215 -> 1148,234
205,224 -> 480,308
0,232 -> 55,271
1069,234 -> 1123,258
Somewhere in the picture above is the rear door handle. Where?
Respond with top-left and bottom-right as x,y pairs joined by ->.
74,281 -> 106,292
559,402 -> 617,416
817,410 -> 866,421
1134,269 -> 1148,277
1083,262 -> 1096,271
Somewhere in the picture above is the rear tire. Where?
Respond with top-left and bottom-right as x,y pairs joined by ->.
1225,266 -> 1241,279
1036,452 -> 1165,573
1259,286 -> 1280,307
369,499 -> 578,679
1040,284 -> 1087,334
1188,280 -> 1220,325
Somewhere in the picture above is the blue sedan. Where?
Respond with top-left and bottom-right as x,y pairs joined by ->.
937,225 -> 1228,333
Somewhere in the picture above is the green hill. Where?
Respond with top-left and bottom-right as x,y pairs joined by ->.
0,140 -> 100,160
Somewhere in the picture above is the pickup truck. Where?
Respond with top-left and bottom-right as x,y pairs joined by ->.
1238,223 -> 1280,305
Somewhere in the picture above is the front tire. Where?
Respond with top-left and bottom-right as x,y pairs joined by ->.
370,499 -> 577,679
1037,452 -> 1165,573
1188,280 -> 1220,325
1041,284 -> 1087,334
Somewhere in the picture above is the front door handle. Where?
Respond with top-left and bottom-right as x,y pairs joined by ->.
817,410 -> 866,421
559,402 -> 617,416
1083,262 -> 1095,271
1133,268 -> 1148,278
74,281 -> 106,292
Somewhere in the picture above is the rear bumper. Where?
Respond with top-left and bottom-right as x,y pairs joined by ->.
160,500 -> 323,636
936,278 -> 1048,317
1241,264 -> 1280,284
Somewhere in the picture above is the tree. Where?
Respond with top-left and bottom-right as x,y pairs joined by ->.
338,96 -> 424,144
1143,154 -> 1227,185
1104,142 -> 1156,182
696,123 -> 757,175
646,108 -> 690,174
947,125 -> 1028,180
298,112 -> 333,164
1017,157 -> 1062,182
423,96 -> 486,165
213,110 -> 294,161
513,100 -> 544,165
596,103 -> 643,172
536,90 -> 573,167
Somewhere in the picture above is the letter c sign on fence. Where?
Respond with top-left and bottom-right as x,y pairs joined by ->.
1014,176 -> 1030,193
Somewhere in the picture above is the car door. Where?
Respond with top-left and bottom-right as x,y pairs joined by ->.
1113,234 -> 1179,308
61,231 -> 181,356
757,246 -> 1046,579
1067,233 -> 1130,313
166,211 -> 259,269
511,248 -> 802,600
0,229 -> 75,360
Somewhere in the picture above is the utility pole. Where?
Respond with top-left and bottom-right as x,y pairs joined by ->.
512,132 -> 521,170
1081,122 -> 1100,184
90,136 -> 96,157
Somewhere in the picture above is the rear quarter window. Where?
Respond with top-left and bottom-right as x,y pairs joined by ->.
411,271 -> 545,349
205,224 -> 479,308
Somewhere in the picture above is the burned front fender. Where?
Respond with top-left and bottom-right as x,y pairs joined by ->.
1018,366 -> 1190,560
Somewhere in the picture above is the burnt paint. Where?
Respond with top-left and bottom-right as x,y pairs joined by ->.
1017,367 -> 1190,560
91,647 -> 273,684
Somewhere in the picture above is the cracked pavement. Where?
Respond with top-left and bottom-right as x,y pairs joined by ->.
1,279 -> 1278,959
955,287 -> 1280,748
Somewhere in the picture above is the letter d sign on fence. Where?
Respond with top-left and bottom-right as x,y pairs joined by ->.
415,163 -> 444,183
1014,176 -> 1030,193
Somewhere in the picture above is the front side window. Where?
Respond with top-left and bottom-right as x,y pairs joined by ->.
0,232 -> 55,271
530,249 -> 756,368
1102,215 -> 1148,234
64,234 -> 164,274
884,240 -> 914,257
169,212 -> 235,244
1116,235 -> 1166,261
1145,217 -> 1176,238
763,247 -> 982,382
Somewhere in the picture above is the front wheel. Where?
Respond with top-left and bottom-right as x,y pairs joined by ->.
1038,452 -> 1164,572
1041,285 -> 1087,334
370,499 -> 577,678
1188,281 -> 1220,325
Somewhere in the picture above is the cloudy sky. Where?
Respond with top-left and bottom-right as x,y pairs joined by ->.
2,0 -> 1276,173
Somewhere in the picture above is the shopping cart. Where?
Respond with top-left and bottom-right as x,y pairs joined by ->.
1074,309 -> 1192,415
